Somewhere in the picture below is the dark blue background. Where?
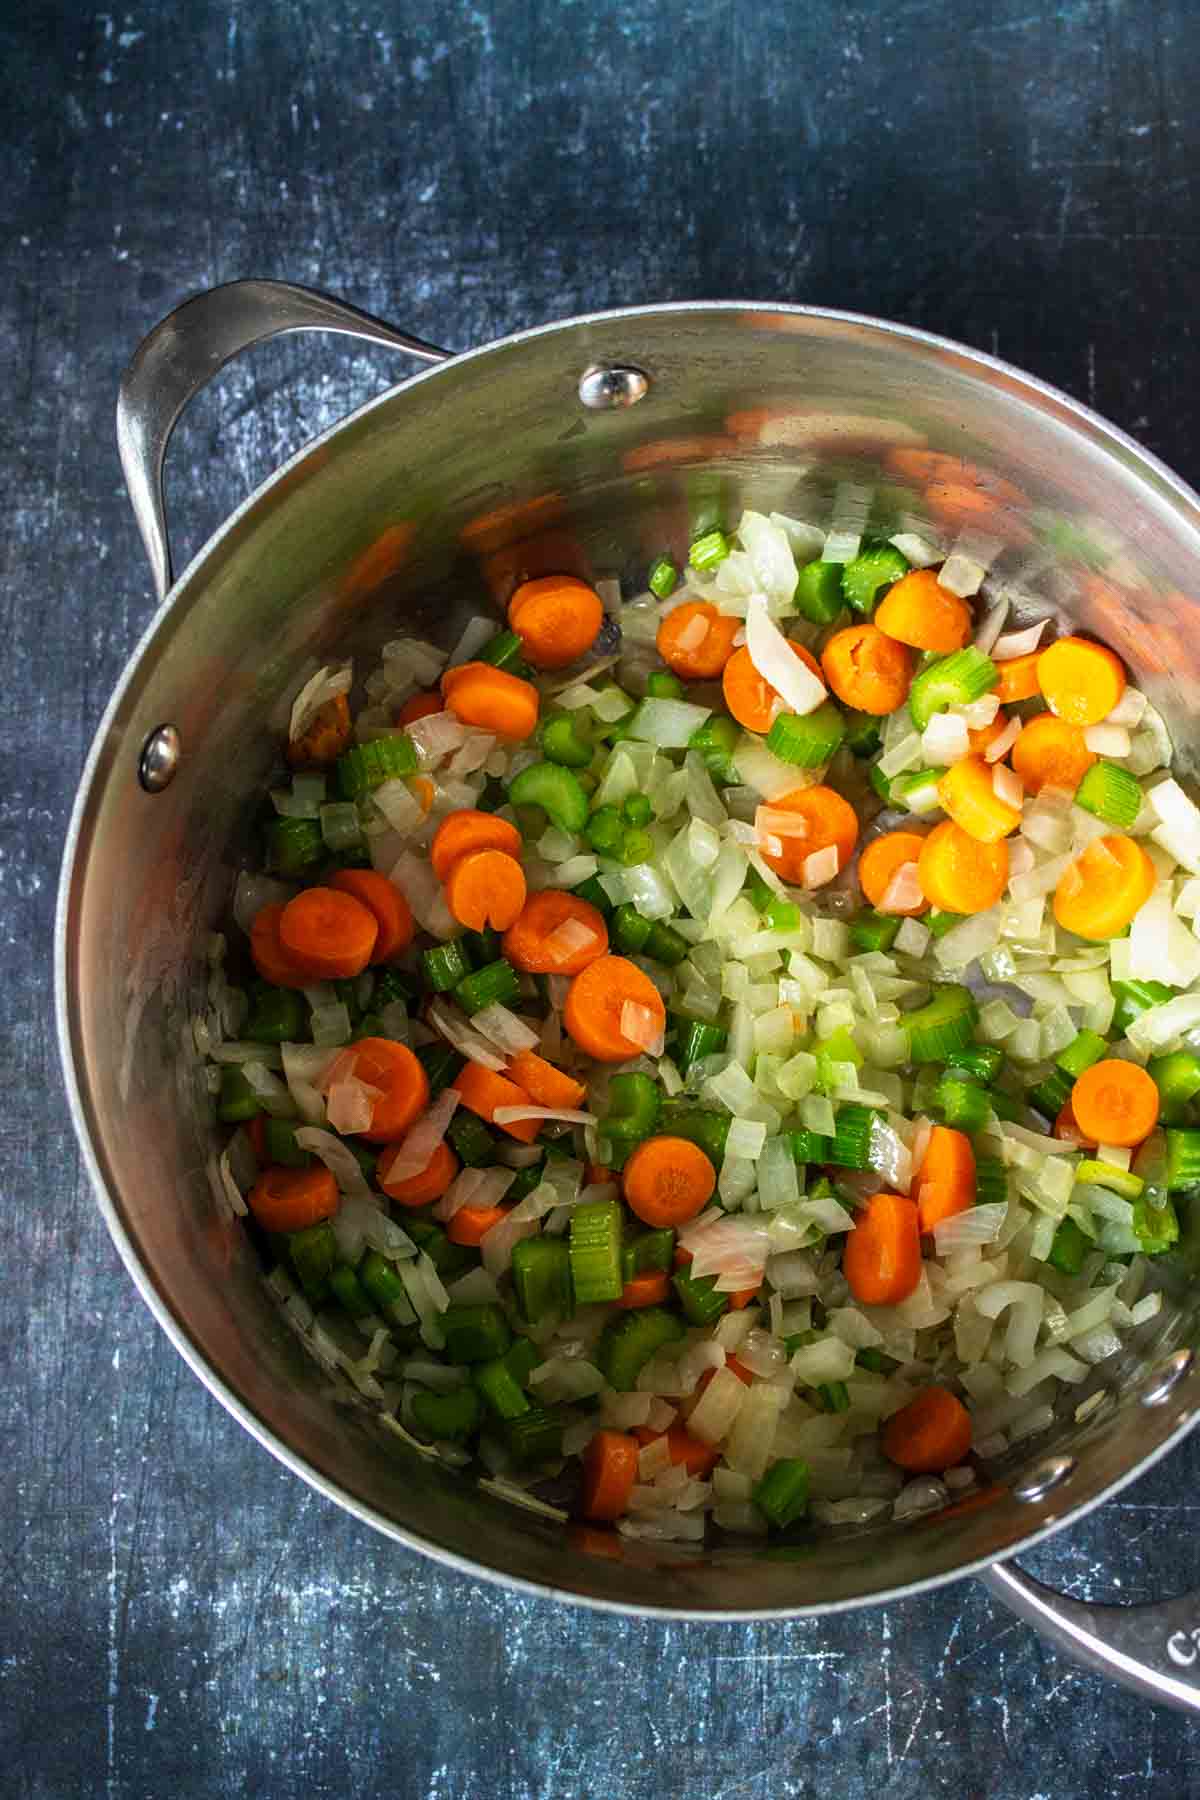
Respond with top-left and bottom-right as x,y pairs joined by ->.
5,2 -> 1200,1793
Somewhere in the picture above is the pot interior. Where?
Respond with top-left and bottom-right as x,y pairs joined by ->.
61,305 -> 1200,1612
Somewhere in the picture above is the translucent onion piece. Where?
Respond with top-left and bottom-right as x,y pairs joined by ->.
879,861 -> 923,915
745,593 -> 827,715
620,1000 -> 665,1055
382,1088 -> 462,1182
985,716 -> 1023,764
992,619 -> 1048,661
289,662 -> 352,744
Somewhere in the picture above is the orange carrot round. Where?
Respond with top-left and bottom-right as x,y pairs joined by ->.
505,1049 -> 587,1111
842,1192 -> 922,1305
915,1126 -> 976,1234
882,1385 -> 973,1472
617,1270 -> 673,1309
249,902 -> 312,989
1036,635 -> 1126,726
278,886 -> 379,979
994,651 -> 1042,704
502,889 -> 609,974
721,641 -> 824,733
377,1138 -> 459,1207
441,661 -> 539,739
581,1430 -> 640,1521
623,1135 -> 716,1228
327,868 -> 415,962
1053,834 -> 1155,940
656,601 -> 740,680
563,955 -> 667,1063
287,692 -> 352,769
759,784 -> 859,885
1070,1059 -> 1160,1147
444,848 -> 528,931
937,755 -> 1022,843
344,1037 -> 431,1143
917,820 -> 1009,914
430,809 -> 523,881
858,831 -> 929,914
248,1164 -> 339,1233
1010,713 -> 1095,794
821,623 -> 913,715
446,1202 -> 512,1246
450,1062 -> 542,1142
875,568 -> 972,653
395,691 -> 445,728
508,575 -> 605,669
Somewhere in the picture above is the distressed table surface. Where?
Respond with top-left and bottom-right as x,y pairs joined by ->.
5,1 -> 1200,1794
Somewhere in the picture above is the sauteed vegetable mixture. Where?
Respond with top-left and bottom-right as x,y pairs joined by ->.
200,500 -> 1200,1540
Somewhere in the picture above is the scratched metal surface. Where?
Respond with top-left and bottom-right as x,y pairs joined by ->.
5,1 -> 1200,1793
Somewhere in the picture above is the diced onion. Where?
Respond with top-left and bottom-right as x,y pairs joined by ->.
879,861 -> 923,915
470,1005 -> 541,1055
1127,888 -> 1200,987
973,594 -> 1010,654
992,764 -> 1024,810
434,1165 -> 517,1222
745,593 -> 827,715
921,712 -> 969,765
492,1105 -> 596,1126
326,1076 -> 379,1134
233,869 -> 295,934
992,620 -> 1048,661
427,1000 -> 508,1071
620,1001 -> 665,1055
985,716 -> 1022,763
544,917 -> 601,961
803,845 -> 840,888
289,662 -> 352,743
1084,724 -> 1131,757
382,1088 -> 462,1182
294,1127 -> 371,1198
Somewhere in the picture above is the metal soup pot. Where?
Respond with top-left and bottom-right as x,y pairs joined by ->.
57,281 -> 1200,1707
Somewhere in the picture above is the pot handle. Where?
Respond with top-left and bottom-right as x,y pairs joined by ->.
982,1561 -> 1200,1711
117,278 -> 450,601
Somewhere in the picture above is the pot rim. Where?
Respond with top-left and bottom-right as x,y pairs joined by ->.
57,297 -> 1200,1617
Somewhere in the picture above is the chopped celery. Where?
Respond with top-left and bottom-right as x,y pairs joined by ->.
263,1116 -> 312,1167
827,1104 -> 882,1170
944,1043 -> 1005,1084
329,1263 -> 374,1319
244,984 -> 306,1044
288,1222 -> 337,1299
657,1105 -> 731,1165
648,557 -> 678,600
850,910 -> 902,953
442,1303 -> 513,1364
423,939 -> 473,992
1073,760 -> 1142,829
411,1385 -> 482,1442
1148,1050 -> 1200,1122
586,804 -> 625,855
788,1127 -> 834,1164
604,1073 -> 661,1165
540,711 -> 593,768
505,1407 -> 564,1464
596,1306 -> 686,1390
840,543 -> 909,615
690,527 -> 732,571
1076,1159 -> 1144,1199
1132,1194 -> 1180,1254
1164,1128 -> 1200,1193
573,874 -> 615,918
569,1198 -> 624,1304
1056,1030 -> 1109,1079
1047,1217 -> 1089,1276
447,1111 -> 497,1168
843,709 -> 882,757
766,702 -> 846,768
900,987 -> 977,1062
479,629 -> 529,674
1111,979 -> 1174,1036
1029,1067 -> 1073,1123
621,1227 -> 677,1282
933,1072 -> 991,1132
217,1064 -> 261,1124
672,1264 -> 729,1325
336,733 -> 418,798
908,647 -> 998,731
973,1154 -> 1009,1208
793,559 -> 844,623
688,715 -> 741,785
415,1041 -> 465,1096
753,1457 -> 810,1528
267,816 -> 324,875
674,1017 -> 728,1073
509,760 -> 590,833
454,958 -> 521,1016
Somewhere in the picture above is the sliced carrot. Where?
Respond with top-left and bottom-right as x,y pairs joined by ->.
562,954 -> 667,1063
506,1049 -> 587,1111
1053,834 -> 1155,940
278,886 -> 379,980
377,1137 -> 459,1207
917,820 -> 1009,914
694,1352 -> 753,1389
440,661 -> 539,739
287,692 -> 352,769
451,1061 -> 542,1142
502,889 -> 609,974
915,1126 -> 976,1234
1010,713 -> 1095,794
655,600 -> 740,680
821,623 -> 913,715
727,1286 -> 761,1310
623,1135 -> 716,1228
409,776 -> 435,815
758,783 -> 859,886
246,1114 -> 267,1161
1036,635 -> 1126,726
581,1430 -> 640,1521
632,1423 -> 719,1477
858,831 -> 929,914
248,1165 -> 339,1233
444,848 -> 528,932
340,1037 -> 431,1143
249,902 -> 311,989
1054,1100 -> 1097,1149
585,1161 -> 613,1186
721,641 -> 824,734
875,568 -> 972,653
994,651 -> 1042,703
446,1202 -> 511,1246
1070,1059 -> 1160,1147
617,1270 -> 673,1309
508,575 -> 604,669
430,809 -> 523,882
842,1192 -> 922,1305
937,755 -> 1022,843
395,691 -> 444,728
882,1385 -> 973,1472
967,709 -> 1009,757
327,868 -> 415,962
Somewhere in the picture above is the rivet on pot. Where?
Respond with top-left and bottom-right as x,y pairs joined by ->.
138,723 -> 181,793
578,363 -> 651,409
1139,1347 -> 1194,1408
1013,1454 -> 1076,1505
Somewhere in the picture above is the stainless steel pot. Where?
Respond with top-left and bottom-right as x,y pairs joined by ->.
57,280 -> 1200,1706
